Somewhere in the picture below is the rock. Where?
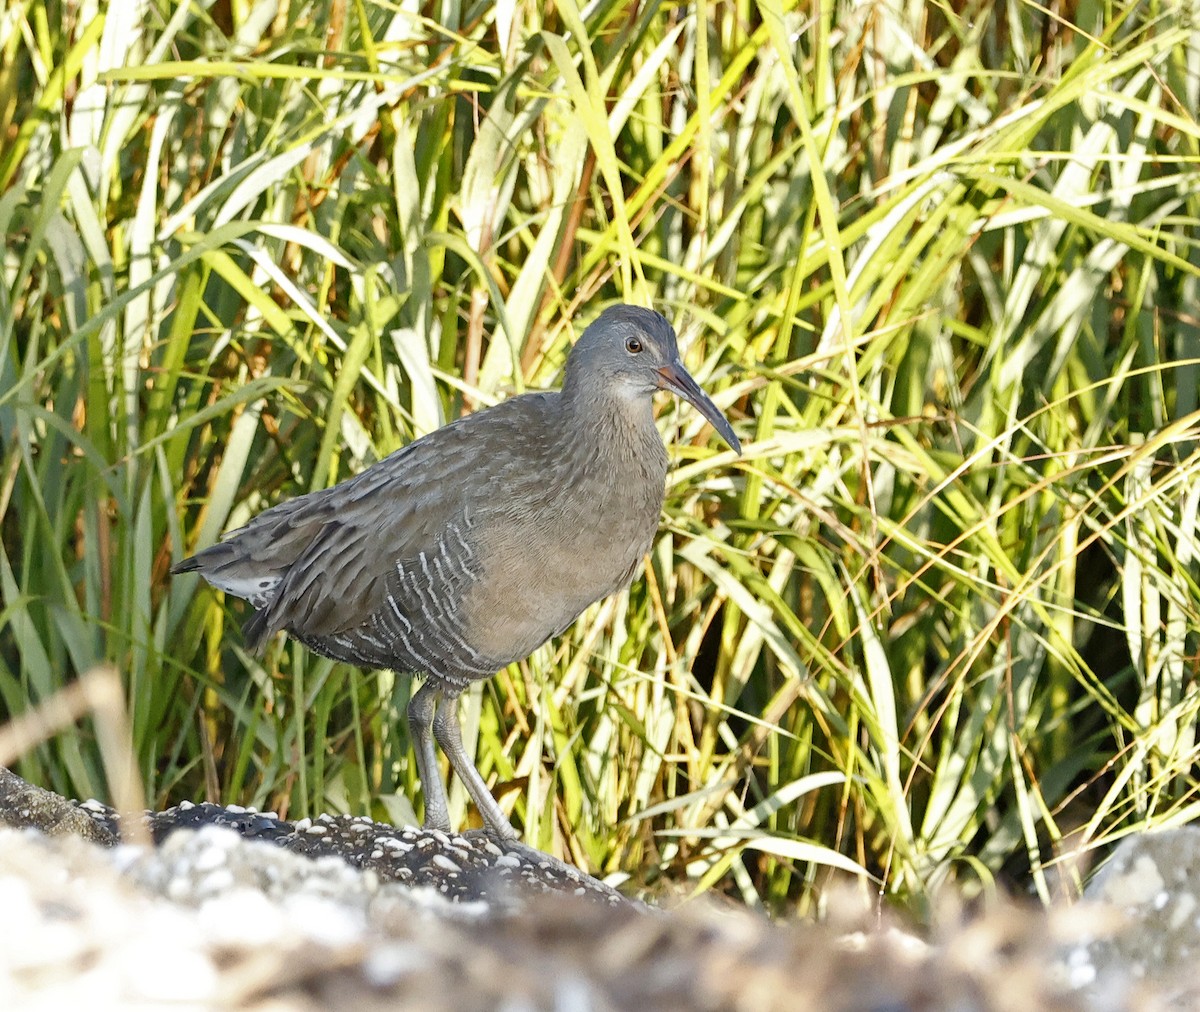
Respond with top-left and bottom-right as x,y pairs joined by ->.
1067,827 -> 1200,1009
0,766 -> 629,911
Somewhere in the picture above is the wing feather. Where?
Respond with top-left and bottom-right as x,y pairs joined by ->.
182,393 -> 557,654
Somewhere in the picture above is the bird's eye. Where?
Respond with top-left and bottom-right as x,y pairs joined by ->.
625,336 -> 643,354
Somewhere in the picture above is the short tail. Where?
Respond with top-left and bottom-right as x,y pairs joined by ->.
172,544 -> 280,655
171,555 -> 202,575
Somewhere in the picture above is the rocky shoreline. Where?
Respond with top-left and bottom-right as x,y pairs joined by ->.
0,767 -> 1193,1009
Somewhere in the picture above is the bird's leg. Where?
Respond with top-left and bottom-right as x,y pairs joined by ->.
432,690 -> 518,840
407,679 -> 452,833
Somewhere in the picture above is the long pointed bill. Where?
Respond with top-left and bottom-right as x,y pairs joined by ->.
655,362 -> 741,454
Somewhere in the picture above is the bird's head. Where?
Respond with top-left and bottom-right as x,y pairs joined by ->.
564,305 -> 741,453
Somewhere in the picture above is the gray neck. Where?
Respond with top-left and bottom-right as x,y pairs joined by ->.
559,382 -> 668,480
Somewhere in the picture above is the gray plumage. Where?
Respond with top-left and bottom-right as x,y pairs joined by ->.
174,305 -> 740,838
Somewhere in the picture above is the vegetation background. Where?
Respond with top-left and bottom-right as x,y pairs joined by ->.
1,0 -> 1197,914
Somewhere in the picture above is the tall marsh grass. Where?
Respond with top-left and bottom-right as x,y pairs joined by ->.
1,0 -> 1198,911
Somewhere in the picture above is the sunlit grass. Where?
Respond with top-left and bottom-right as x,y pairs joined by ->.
1,0 -> 1198,913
